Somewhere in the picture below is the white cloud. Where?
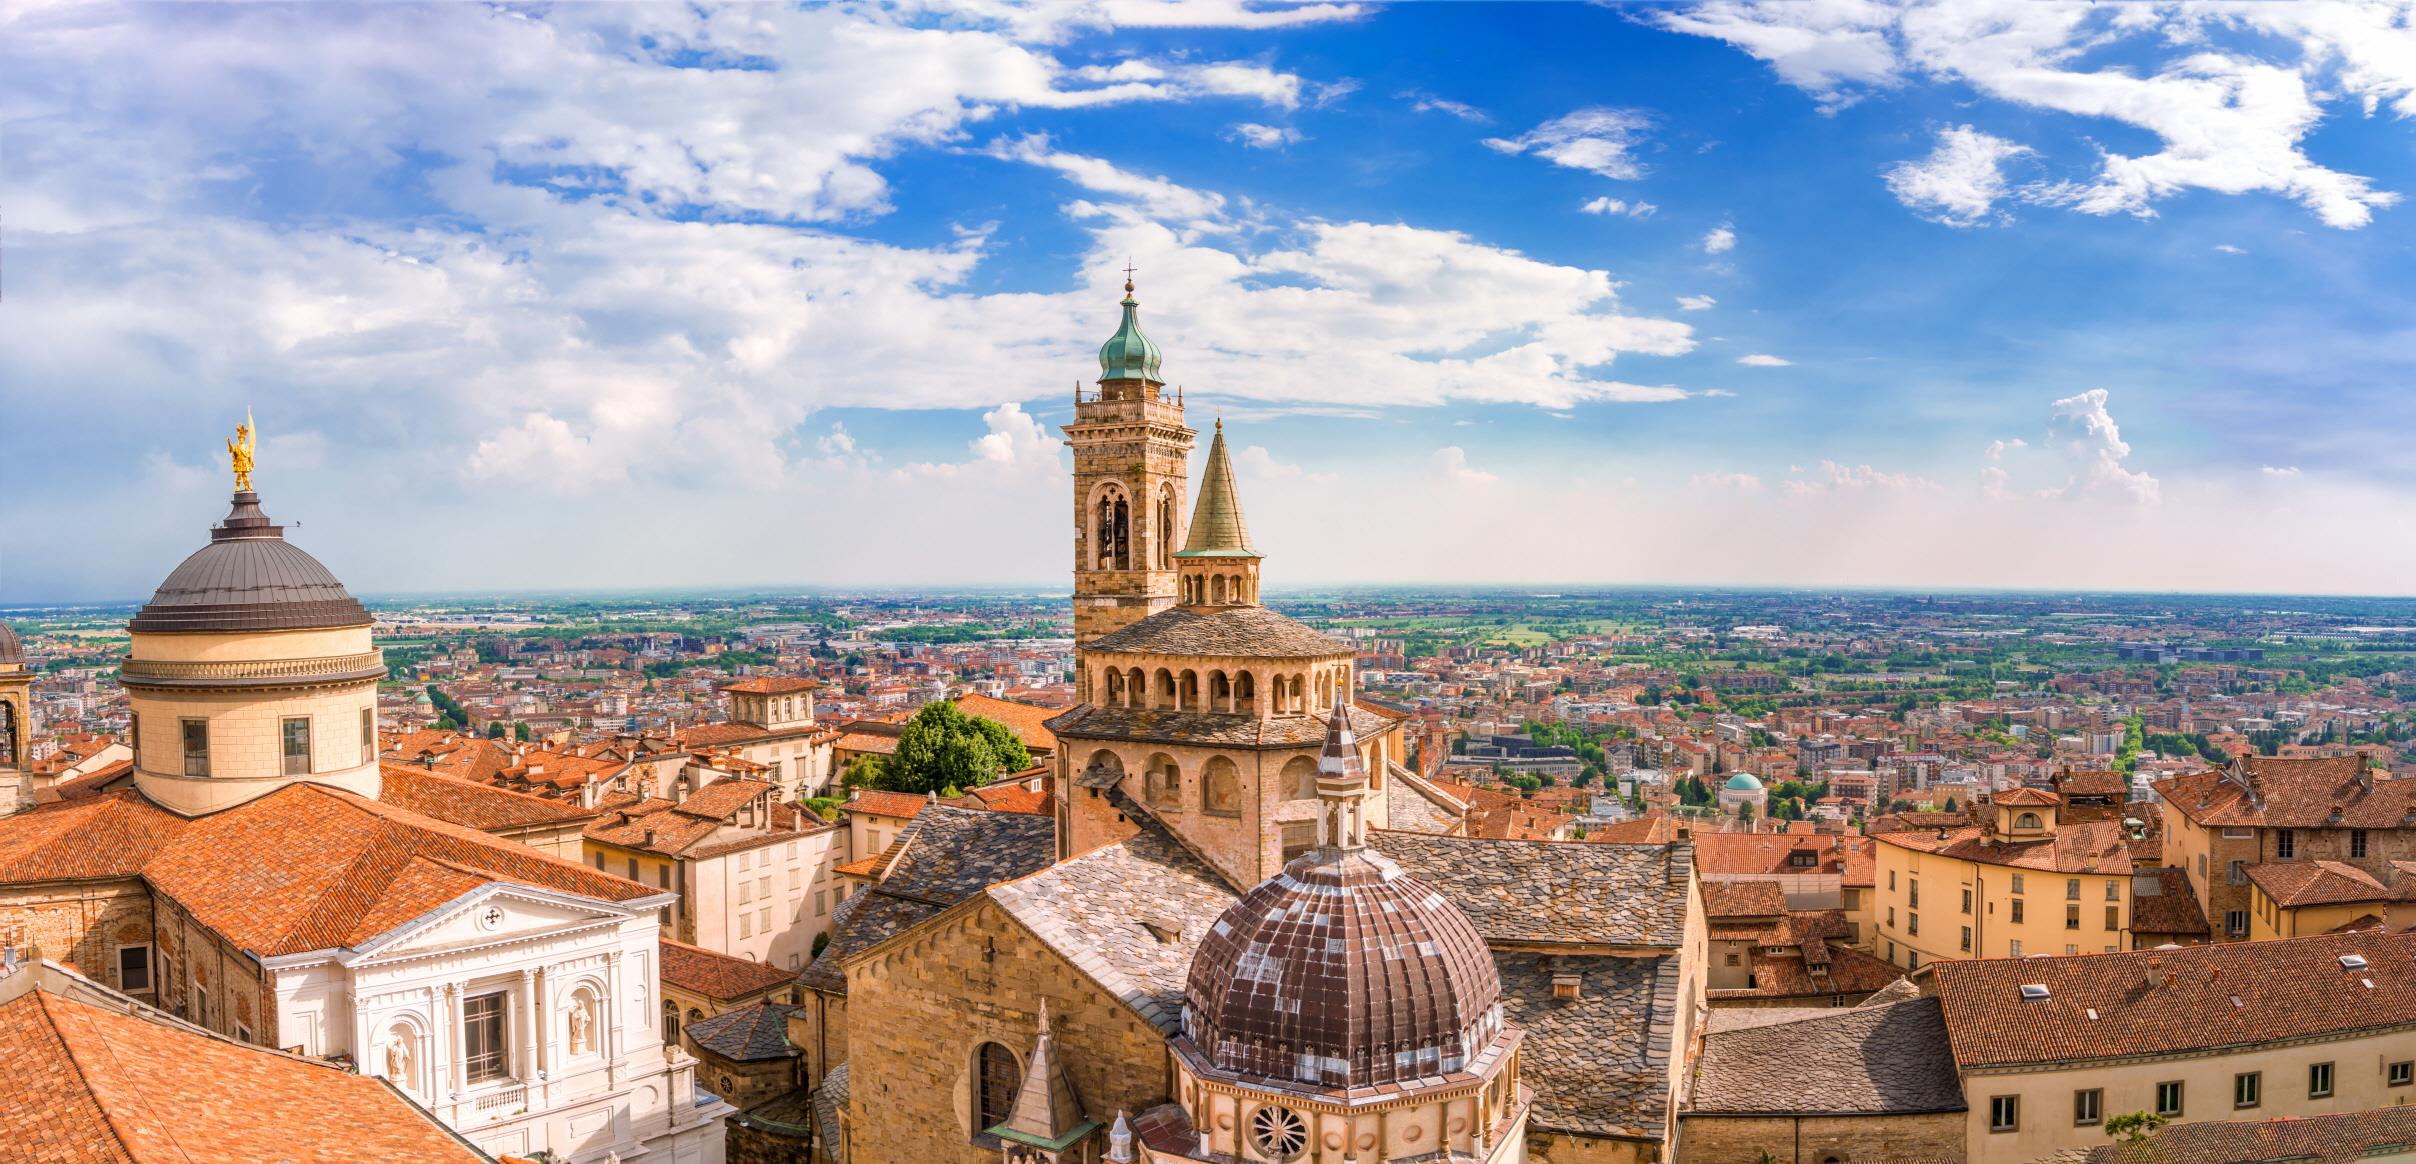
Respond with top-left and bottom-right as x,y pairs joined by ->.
2261,465 -> 2302,478
1677,295 -> 1718,311
1658,2 -> 2403,228
1483,107 -> 1655,179
1690,471 -> 1764,492
1702,225 -> 1736,253
1430,446 -> 1498,485
901,402 -> 1065,479
989,134 -> 1229,225
1229,122 -> 1302,149
1737,353 -> 1791,367
2215,244 -> 2248,255
1404,92 -> 1488,122
1235,444 -> 1337,482
2044,388 -> 2159,505
1783,461 -> 1937,496
1580,196 -> 1658,218
1884,125 -> 2033,227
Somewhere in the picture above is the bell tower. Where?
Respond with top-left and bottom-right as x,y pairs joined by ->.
1064,274 -> 1194,646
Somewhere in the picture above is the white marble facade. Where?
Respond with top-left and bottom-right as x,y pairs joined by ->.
266,882 -> 732,1163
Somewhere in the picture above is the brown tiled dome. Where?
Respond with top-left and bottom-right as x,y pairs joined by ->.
128,493 -> 371,633
1182,846 -> 1503,1091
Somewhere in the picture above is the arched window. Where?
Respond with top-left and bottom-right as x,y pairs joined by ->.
0,702 -> 15,766
1210,671 -> 1232,713
975,1042 -> 1019,1135
1179,670 -> 1199,710
1235,671 -> 1257,712
1158,489 -> 1177,569
1082,750 -> 1125,789
1282,756 -> 1319,801
1203,757 -> 1241,817
1156,669 -> 1177,706
1212,574 -> 1227,605
2015,812 -> 2043,830
662,1000 -> 679,1046
1095,488 -> 1131,571
1104,669 -> 1125,706
1125,668 -> 1146,709
1146,754 -> 1181,809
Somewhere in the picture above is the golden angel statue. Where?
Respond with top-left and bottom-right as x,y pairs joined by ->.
226,409 -> 258,492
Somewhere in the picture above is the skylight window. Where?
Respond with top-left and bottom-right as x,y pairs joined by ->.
2019,983 -> 2051,1001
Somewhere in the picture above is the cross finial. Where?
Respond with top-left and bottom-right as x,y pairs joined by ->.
1122,257 -> 1137,294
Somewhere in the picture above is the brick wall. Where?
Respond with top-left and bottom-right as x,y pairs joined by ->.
1673,1112 -> 1965,1164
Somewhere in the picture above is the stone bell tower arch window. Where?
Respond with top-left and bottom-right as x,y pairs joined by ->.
1093,486 -> 1131,571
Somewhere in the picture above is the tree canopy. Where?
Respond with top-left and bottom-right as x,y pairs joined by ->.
853,700 -> 1033,794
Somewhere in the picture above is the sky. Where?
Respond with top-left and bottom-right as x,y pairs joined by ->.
6,0 -> 2416,603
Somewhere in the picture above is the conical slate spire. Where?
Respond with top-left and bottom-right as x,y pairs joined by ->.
997,1000 -> 1089,1147
1316,696 -> 1371,850
1177,420 -> 1259,559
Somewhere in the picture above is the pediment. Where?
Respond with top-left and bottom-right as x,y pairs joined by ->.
353,884 -> 636,962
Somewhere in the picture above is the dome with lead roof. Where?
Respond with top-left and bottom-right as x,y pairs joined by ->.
129,492 -> 371,634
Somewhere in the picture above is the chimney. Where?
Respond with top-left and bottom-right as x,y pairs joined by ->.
643,827 -> 657,847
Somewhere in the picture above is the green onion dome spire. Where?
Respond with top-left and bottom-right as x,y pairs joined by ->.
1097,276 -> 1163,384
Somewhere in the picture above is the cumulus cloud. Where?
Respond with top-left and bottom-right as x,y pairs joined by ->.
901,402 -> 1065,479
1235,444 -> 1337,482
1483,107 -> 1655,179
1737,353 -> 1791,367
1677,295 -> 1717,311
1884,125 -> 2033,227
1229,122 -> 1302,149
2045,388 -> 2160,504
1430,446 -> 1498,485
1702,225 -> 1736,253
1580,196 -> 1657,218
1657,2 -> 2403,228
988,134 -> 1230,225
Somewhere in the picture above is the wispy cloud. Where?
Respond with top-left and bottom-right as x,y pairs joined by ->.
1702,224 -> 1736,253
1484,107 -> 1655,179
1737,353 -> 1791,367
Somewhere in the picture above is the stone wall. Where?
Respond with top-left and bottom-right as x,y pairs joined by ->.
1532,1128 -> 1662,1164
1672,1112 -> 1966,1164
843,897 -> 1175,1164
0,878 -> 153,988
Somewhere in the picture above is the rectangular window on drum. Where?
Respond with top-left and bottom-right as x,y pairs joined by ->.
281,717 -> 312,776
360,708 -> 374,765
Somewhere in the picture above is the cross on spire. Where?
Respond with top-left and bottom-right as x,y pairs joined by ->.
1122,257 -> 1137,293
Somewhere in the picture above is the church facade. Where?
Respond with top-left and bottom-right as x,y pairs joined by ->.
0,480 -> 730,1164
799,285 -> 1708,1164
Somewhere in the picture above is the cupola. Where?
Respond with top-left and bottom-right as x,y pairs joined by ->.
1096,276 -> 1164,393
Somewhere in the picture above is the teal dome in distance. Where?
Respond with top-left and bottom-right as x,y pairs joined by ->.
1097,277 -> 1163,383
1723,773 -> 1764,791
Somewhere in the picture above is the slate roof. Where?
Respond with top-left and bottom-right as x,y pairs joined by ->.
1376,832 -> 1692,948
1495,951 -> 1682,1140
798,806 -> 1055,995
1046,704 -> 1394,750
0,962 -> 484,1162
987,823 -> 1236,1034
662,938 -> 798,1003
1081,604 -> 1350,660
1931,931 -> 2416,1069
686,1002 -> 800,1062
1687,997 -> 1965,1116
2156,755 -> 2416,830
811,1061 -> 849,1155
2126,866 -> 2210,936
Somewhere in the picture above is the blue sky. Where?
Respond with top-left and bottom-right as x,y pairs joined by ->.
6,1 -> 2416,601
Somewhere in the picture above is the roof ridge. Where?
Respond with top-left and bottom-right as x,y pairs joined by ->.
38,990 -> 186,1162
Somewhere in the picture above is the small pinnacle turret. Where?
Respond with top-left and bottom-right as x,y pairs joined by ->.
1176,420 -> 1257,560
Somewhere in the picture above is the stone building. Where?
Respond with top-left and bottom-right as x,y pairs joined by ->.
0,619 -> 31,815
2154,754 -> 2416,942
0,475 -> 728,1164
1675,991 -> 1967,1163
793,286 -> 1707,1164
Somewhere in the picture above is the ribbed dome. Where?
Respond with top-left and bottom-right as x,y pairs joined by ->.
129,493 -> 371,633
1097,280 -> 1163,383
0,620 -> 21,667
1183,846 -> 1503,1091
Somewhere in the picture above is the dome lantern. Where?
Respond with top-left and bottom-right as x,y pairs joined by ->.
1096,275 -> 1164,387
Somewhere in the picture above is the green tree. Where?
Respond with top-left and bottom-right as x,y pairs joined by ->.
2103,1112 -> 2168,1143
486,722 -> 506,739
515,721 -> 533,742
865,701 -> 1033,794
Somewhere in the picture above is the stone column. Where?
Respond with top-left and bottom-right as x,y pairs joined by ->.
533,966 -> 549,1080
518,968 -> 539,1084
443,983 -> 464,1099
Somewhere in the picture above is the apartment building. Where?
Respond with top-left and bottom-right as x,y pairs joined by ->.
1869,788 -> 2133,968
2156,754 -> 2416,941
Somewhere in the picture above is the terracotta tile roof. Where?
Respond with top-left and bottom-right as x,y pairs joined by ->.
2126,867 -> 2211,937
1713,939 -> 1906,1002
831,730 -> 900,756
661,939 -> 798,1002
35,760 -> 136,804
377,763 -> 591,831
719,676 -> 822,695
958,782 -> 1051,815
1701,880 -> 1787,919
2055,769 -> 2128,798
582,780 -> 778,857
1930,931 -> 2416,1069
951,693 -> 1060,753
2156,755 -> 2416,830
1990,786 -> 2059,807
2246,859 -> 2416,908
685,1002 -> 800,1062
0,968 -> 484,1161
842,789 -> 932,821
832,853 -> 888,878
0,793 -> 181,883
675,722 -> 771,748
1873,820 -> 2133,876
1693,833 -> 1865,877
2054,1106 -> 2416,1164
1583,816 -> 1677,844
1688,997 -> 1963,1115
1864,811 -> 1972,835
